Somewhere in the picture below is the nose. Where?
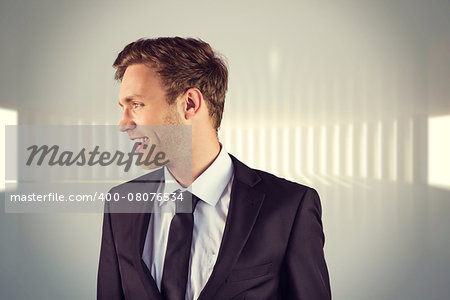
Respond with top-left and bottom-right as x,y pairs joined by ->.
119,108 -> 136,132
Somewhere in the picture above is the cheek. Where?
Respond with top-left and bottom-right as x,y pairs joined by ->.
164,106 -> 183,125
135,107 -> 165,125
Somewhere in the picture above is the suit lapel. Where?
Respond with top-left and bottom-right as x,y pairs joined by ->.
198,155 -> 265,300
132,168 -> 165,299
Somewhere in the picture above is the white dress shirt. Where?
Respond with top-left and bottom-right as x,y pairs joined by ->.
142,145 -> 234,300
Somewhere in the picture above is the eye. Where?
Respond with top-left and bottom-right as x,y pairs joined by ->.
133,102 -> 143,109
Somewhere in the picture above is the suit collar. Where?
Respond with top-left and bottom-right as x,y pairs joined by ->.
229,154 -> 261,187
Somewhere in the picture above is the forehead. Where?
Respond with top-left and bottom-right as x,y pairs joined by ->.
119,64 -> 165,100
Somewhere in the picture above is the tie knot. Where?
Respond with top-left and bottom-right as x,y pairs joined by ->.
174,189 -> 199,213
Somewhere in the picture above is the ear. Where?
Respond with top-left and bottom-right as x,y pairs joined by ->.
183,88 -> 202,121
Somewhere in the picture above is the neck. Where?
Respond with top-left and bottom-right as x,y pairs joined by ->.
191,138 -> 221,181
168,132 -> 221,187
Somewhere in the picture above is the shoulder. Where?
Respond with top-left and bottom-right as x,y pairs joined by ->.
104,168 -> 164,214
254,167 -> 313,192
229,153 -> 319,203
108,167 -> 164,194
252,166 -> 320,209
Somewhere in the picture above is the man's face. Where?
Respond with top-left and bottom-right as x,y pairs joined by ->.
118,63 -> 181,167
118,63 -> 180,127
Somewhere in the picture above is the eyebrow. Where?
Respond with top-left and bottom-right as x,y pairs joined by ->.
118,94 -> 143,107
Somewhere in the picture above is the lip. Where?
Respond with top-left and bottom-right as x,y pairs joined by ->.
129,136 -> 148,140
129,136 -> 150,152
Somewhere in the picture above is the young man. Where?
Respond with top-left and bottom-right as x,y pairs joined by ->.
97,37 -> 331,300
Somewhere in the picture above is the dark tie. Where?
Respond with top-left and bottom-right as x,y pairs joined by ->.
161,191 -> 199,300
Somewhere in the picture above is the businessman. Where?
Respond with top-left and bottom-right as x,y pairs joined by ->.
97,37 -> 331,300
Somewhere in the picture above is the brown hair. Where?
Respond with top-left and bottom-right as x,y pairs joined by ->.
113,37 -> 228,130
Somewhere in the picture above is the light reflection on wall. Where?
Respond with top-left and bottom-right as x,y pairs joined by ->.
0,108 -> 17,192
428,115 -> 450,189
219,115 -> 432,189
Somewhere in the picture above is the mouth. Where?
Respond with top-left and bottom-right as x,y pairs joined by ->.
131,136 -> 150,152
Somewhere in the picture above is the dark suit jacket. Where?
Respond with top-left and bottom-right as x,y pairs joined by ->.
97,154 -> 331,300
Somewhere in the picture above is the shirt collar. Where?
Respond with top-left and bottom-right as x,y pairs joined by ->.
162,144 -> 233,207
192,144 -> 233,206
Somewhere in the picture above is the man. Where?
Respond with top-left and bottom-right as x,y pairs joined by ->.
97,37 -> 331,300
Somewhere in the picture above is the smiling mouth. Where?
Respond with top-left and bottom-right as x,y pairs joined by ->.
133,137 -> 149,152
